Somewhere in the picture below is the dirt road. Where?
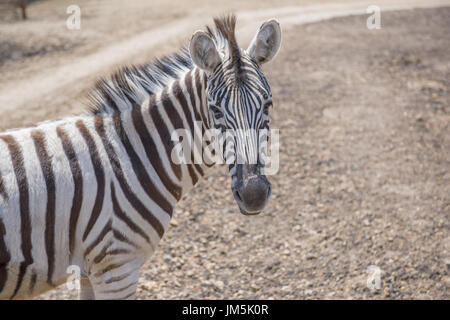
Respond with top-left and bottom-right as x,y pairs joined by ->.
1,1 -> 449,299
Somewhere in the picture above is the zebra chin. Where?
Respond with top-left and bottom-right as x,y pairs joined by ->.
231,164 -> 272,215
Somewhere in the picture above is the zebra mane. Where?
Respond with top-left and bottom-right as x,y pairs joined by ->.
210,14 -> 245,82
88,48 -> 193,115
88,14 -> 237,116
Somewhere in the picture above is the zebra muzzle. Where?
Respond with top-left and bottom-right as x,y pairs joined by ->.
232,164 -> 271,215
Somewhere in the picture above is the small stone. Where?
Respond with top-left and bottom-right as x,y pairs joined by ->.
213,280 -> 224,290
140,284 -> 149,291
253,234 -> 263,241
444,276 -> 450,286
186,270 -> 195,277
251,284 -> 260,291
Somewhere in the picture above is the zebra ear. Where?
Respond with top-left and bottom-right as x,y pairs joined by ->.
247,19 -> 281,65
189,31 -> 221,72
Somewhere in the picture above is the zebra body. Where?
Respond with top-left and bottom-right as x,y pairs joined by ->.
0,15 -> 281,299
0,69 -> 208,299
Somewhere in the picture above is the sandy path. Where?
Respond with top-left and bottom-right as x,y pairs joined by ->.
1,0 -> 449,115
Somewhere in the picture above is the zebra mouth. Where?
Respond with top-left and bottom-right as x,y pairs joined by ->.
239,207 -> 262,216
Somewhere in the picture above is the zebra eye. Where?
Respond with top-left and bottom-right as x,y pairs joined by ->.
263,93 -> 269,100
264,101 -> 272,109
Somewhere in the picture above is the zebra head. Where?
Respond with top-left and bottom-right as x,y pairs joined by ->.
189,15 -> 281,215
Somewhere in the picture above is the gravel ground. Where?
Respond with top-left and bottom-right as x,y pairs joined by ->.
2,5 -> 450,299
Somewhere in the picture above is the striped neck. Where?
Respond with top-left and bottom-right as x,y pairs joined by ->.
108,67 -> 213,214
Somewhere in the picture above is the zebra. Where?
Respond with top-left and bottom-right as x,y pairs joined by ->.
0,14 -> 281,300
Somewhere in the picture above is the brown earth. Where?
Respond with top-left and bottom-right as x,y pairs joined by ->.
0,1 -> 449,299
1,0 -> 447,128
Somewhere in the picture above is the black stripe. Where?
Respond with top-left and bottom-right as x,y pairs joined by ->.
0,216 -> 10,293
107,249 -> 130,255
160,88 -> 199,185
29,270 -> 37,295
112,113 -> 173,216
93,241 -> 113,264
84,220 -> 112,259
175,75 -> 205,177
0,169 -> 8,201
94,116 -> 165,238
93,260 -> 129,277
131,106 -> 182,201
31,130 -> 56,285
193,70 -> 215,168
120,291 -> 136,300
111,183 -> 150,244
105,272 -> 130,284
0,135 -> 33,299
195,70 -> 210,129
101,281 -> 135,294
183,71 -> 204,127
56,126 -> 83,262
113,229 -> 138,248
94,248 -> 130,265
148,96 -> 182,181
75,120 -> 106,242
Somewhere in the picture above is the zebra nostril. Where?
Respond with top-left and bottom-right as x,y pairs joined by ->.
233,178 -> 270,214
234,189 -> 243,202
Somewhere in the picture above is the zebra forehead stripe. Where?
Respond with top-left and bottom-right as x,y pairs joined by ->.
0,135 -> 33,299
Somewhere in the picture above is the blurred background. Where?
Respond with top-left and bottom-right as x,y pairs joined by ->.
0,0 -> 449,299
